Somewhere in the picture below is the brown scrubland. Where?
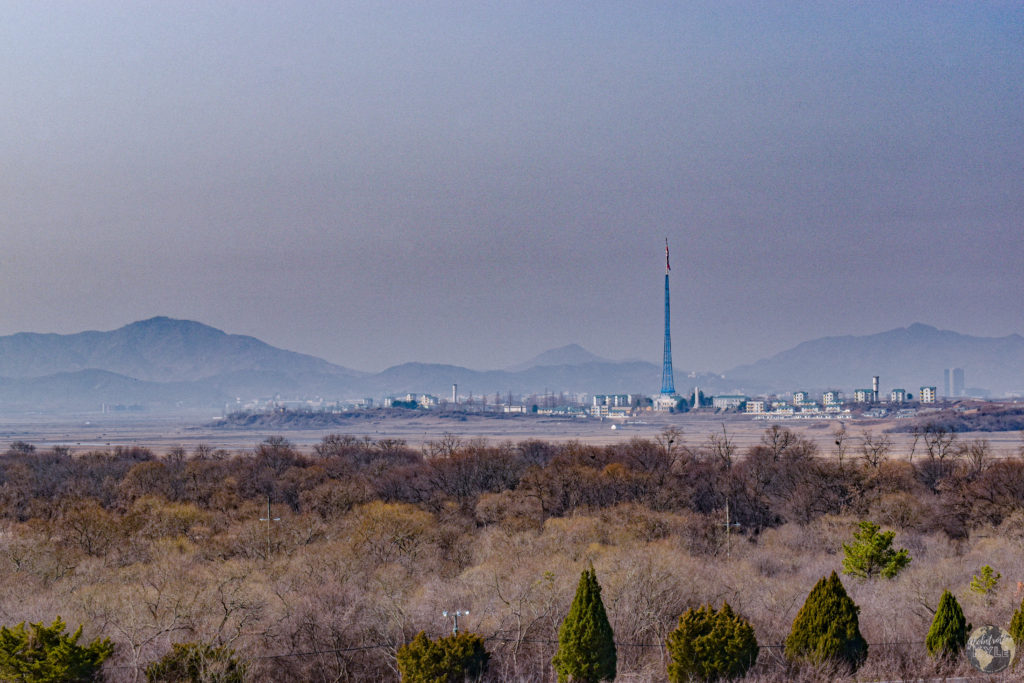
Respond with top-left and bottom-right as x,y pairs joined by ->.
0,426 -> 1023,681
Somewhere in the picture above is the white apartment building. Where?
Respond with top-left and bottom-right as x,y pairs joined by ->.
920,386 -> 937,403
592,394 -> 633,408
745,400 -> 766,414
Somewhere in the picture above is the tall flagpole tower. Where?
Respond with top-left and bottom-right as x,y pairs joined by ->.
660,239 -> 676,395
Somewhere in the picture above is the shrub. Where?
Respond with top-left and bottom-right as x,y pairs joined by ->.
841,520 -> 911,579
926,590 -> 968,659
784,571 -> 867,672
552,566 -> 616,683
0,617 -> 113,682
145,642 -> 245,682
666,601 -> 758,682
396,631 -> 489,683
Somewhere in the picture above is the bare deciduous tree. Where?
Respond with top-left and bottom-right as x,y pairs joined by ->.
706,424 -> 736,471
860,431 -> 892,468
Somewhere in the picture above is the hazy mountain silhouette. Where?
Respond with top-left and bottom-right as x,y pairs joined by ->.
723,323 -> 1024,396
363,360 -> 666,398
507,344 -> 609,372
0,318 -> 362,411
0,369 -> 214,411
2,319 -> 1021,413
0,317 -> 362,383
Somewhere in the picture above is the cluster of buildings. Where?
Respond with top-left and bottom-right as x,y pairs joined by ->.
741,379 -> 929,420
232,249 -> 980,423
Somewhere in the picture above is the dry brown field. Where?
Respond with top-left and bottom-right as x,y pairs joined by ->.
1,410 -> 1020,458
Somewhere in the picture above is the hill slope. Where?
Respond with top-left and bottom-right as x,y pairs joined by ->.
0,317 -> 361,383
506,344 -> 610,372
724,324 -> 1024,396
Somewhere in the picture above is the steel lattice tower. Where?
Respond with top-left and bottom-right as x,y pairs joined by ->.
660,240 -> 676,395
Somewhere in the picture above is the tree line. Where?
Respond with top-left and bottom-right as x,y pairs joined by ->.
0,425 -> 1022,680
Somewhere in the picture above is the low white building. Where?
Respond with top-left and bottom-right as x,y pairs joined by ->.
653,394 -> 678,412
920,386 -> 937,403
712,395 -> 748,410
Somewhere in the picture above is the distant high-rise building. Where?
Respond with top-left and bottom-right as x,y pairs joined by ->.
660,239 -> 675,395
944,367 -> 965,398
952,368 -> 965,397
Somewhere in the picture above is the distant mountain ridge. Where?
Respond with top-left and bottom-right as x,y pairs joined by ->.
507,344 -> 610,371
723,323 -> 1024,396
0,319 -> 673,412
1,318 -> 1020,413
363,359 -> 670,397
0,317 -> 363,383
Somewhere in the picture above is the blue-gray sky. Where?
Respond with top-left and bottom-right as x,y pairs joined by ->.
2,2 -> 1022,372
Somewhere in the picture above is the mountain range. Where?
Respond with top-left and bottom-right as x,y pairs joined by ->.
0,318 -> 1020,413
725,323 -> 1024,396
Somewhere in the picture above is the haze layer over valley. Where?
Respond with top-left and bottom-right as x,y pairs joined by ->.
0,317 -> 1020,414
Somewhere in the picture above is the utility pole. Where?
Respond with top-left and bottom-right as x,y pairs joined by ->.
724,499 -> 741,558
442,609 -> 468,635
259,497 -> 281,559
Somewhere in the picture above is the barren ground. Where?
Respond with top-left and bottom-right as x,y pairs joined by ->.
1,411 -> 1020,457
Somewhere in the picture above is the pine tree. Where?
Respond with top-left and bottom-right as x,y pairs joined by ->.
552,566 -> 616,683
0,617 -> 113,682
926,590 -> 968,659
396,631 -> 489,683
666,602 -> 758,682
969,565 -> 1001,606
1010,596 -> 1024,668
841,520 -> 911,579
784,571 -> 868,672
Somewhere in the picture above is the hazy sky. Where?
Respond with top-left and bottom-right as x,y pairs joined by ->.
2,2 -> 1022,372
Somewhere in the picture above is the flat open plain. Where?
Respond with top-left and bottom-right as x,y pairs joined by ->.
0,411 -> 1020,458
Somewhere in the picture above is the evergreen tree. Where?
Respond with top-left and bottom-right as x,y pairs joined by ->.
784,572 -> 868,672
969,565 -> 1001,606
0,617 -> 113,682
841,520 -> 911,579
926,590 -> 968,659
1010,595 -> 1024,668
666,602 -> 758,682
552,566 -> 616,683
396,631 -> 489,683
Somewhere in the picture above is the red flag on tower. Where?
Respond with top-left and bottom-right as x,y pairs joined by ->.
665,239 -> 671,272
